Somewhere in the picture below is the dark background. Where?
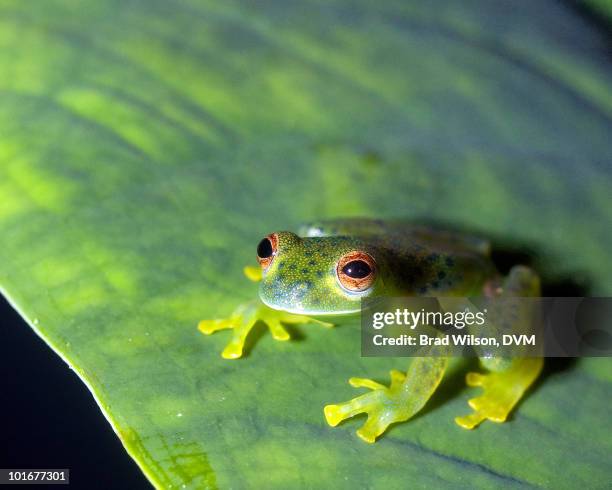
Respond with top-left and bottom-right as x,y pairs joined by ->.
0,295 -> 150,489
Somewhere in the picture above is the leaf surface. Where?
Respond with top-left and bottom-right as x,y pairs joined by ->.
1,1 -> 611,488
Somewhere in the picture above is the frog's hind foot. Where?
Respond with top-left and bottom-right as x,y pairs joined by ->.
324,356 -> 448,443
457,265 -> 543,429
198,300 -> 333,359
455,357 -> 543,429
324,370 -> 409,443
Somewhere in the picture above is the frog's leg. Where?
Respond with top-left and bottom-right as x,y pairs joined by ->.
198,266 -> 333,359
455,266 -> 543,429
324,356 -> 448,443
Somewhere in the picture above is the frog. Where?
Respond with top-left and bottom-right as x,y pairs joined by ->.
198,218 -> 543,443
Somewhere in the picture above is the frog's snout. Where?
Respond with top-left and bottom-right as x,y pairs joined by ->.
259,275 -> 317,313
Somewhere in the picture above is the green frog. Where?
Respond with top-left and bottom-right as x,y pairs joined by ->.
199,218 -> 542,443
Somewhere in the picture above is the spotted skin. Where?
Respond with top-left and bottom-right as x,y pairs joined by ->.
198,219 -> 543,442
259,223 -> 494,315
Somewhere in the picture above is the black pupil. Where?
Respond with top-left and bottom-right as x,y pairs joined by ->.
257,238 -> 273,258
342,260 -> 371,279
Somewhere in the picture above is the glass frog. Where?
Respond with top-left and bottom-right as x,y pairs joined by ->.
198,218 -> 542,443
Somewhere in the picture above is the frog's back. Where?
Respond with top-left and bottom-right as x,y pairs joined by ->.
299,218 -> 491,257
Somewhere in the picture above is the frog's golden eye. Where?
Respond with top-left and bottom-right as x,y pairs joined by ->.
256,233 -> 278,269
336,251 -> 376,292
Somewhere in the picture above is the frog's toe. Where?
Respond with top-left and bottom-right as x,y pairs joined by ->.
356,411 -> 397,444
348,377 -> 385,390
324,403 -> 351,427
454,411 -> 488,430
198,318 -> 236,335
324,390 -> 385,426
266,319 -> 290,341
218,313 -> 260,359
221,341 -> 246,360
465,372 -> 486,387
243,265 -> 263,282
389,369 -> 406,388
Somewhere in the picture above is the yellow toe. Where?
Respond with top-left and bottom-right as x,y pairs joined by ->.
466,372 -> 485,387
356,428 -> 376,444
243,266 -> 262,282
348,377 -> 385,390
324,405 -> 343,426
221,343 -> 244,359
455,412 -> 485,429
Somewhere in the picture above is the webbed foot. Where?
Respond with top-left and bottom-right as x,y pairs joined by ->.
198,265 -> 333,358
198,300 -> 333,359
324,370 -> 410,443
325,356 -> 448,442
455,357 -> 543,429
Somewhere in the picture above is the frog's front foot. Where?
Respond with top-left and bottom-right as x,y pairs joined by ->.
455,358 -> 543,429
324,370 -> 410,443
198,300 -> 333,359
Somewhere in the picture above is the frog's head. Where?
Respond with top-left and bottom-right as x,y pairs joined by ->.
255,231 -> 387,315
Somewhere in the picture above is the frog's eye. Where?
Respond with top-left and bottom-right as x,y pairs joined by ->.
256,233 -> 278,269
336,251 -> 376,292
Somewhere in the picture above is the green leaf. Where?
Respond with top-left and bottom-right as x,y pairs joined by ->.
1,1 -> 611,488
